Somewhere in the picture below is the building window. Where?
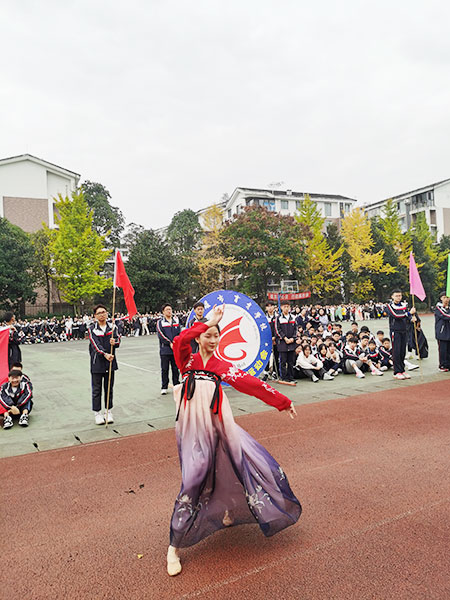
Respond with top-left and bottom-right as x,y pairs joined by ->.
262,199 -> 276,211
344,203 -> 351,213
324,202 -> 332,217
295,200 -> 302,211
227,209 -> 231,219
281,199 -> 289,210
430,209 -> 436,225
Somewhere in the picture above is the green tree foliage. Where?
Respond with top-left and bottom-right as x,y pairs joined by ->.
295,194 -> 343,299
30,227 -> 54,313
438,235 -> 450,295
369,199 -> 412,300
50,191 -> 112,311
126,229 -> 187,311
341,208 -> 394,301
166,209 -> 204,304
0,218 -> 36,311
195,204 -> 238,293
80,181 -> 125,248
222,206 -> 308,304
166,209 -> 203,256
411,212 -> 443,306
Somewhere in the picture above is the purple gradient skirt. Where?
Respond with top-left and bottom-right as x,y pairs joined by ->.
170,380 -> 302,548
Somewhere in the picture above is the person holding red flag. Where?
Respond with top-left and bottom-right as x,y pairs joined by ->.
88,304 -> 121,424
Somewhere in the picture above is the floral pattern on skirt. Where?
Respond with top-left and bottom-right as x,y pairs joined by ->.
170,380 -> 302,548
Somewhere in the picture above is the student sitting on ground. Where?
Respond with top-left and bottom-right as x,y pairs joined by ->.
367,339 -> 385,371
343,337 -> 369,378
294,344 -> 334,382
0,369 -> 33,429
375,330 -> 385,348
356,338 -> 384,376
11,362 -> 32,387
321,342 -> 342,376
379,338 -> 394,370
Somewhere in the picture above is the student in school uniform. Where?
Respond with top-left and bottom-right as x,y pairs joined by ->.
385,289 -> 416,380
434,291 -> 450,371
275,301 -> 298,383
157,303 -> 181,395
88,304 -> 121,425
187,302 -> 207,353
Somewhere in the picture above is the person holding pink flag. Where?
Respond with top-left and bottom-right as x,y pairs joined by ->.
385,289 -> 416,380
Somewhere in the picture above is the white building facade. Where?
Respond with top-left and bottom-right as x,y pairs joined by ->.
0,154 -> 80,232
363,178 -> 450,240
223,187 -> 357,229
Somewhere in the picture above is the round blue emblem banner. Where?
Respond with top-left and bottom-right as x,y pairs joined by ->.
187,290 -> 272,378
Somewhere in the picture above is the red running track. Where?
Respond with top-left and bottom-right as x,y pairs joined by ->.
2,380 -> 449,600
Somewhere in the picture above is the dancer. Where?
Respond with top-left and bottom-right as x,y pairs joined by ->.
167,304 -> 301,576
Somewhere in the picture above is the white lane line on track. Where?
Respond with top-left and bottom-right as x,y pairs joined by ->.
178,497 -> 450,599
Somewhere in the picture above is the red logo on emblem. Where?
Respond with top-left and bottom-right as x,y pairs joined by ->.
215,317 -> 247,361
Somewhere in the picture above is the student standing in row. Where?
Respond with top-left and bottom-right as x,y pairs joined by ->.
434,291 -> 450,371
386,289 -> 416,380
3,312 -> 21,369
187,301 -> 207,353
157,304 -> 181,395
275,301 -> 297,383
88,304 -> 120,425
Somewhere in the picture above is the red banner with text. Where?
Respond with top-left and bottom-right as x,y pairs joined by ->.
267,291 -> 311,301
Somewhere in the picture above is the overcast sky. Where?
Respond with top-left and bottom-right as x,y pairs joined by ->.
1,0 -> 449,229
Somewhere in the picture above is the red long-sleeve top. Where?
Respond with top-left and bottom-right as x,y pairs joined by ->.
173,322 -> 291,412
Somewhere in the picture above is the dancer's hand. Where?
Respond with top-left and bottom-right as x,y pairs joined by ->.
410,307 -> 416,314
285,403 -> 297,419
206,304 -> 224,327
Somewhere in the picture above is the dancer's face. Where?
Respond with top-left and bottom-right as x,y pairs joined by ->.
198,327 -> 220,353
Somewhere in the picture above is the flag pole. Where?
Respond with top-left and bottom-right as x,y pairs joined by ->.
105,250 -> 117,428
411,294 -> 423,381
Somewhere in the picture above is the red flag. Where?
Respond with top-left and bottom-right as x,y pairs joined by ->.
409,252 -> 426,302
114,250 -> 138,319
0,327 -> 9,385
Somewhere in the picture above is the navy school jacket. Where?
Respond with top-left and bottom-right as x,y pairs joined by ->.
434,302 -> 450,341
275,313 -> 298,352
385,301 -> 411,333
0,379 -> 33,410
88,321 -> 121,373
157,316 -> 181,355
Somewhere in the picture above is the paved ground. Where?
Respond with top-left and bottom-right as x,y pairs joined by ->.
1,316 -> 446,458
2,379 -> 449,599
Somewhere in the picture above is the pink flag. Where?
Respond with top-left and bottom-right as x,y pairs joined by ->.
409,252 -> 426,301
0,327 -> 9,385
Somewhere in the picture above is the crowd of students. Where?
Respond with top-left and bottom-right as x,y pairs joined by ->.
264,300 -> 421,384
2,291 -> 450,430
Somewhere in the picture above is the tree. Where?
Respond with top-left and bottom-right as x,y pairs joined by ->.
0,218 -> 36,312
341,208 -> 394,300
438,235 -> 450,295
222,206 -> 308,304
410,212 -> 443,307
80,181 -> 125,248
166,209 -> 203,256
126,229 -> 187,311
30,227 -> 55,313
295,194 -> 343,299
122,222 -> 145,251
50,191 -> 112,312
194,204 -> 238,293
166,209 -> 203,304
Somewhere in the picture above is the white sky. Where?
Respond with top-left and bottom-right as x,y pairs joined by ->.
1,0 -> 449,229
